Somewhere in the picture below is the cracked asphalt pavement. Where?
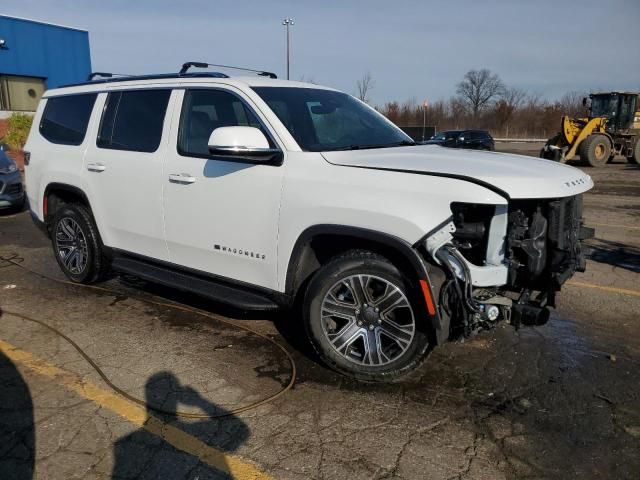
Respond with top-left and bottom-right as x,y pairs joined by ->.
1,150 -> 639,479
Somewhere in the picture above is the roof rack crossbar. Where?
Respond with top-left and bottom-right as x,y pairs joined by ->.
180,61 -> 277,79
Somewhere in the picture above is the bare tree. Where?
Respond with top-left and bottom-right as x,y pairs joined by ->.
502,86 -> 527,110
557,90 -> 588,118
493,87 -> 528,135
456,69 -> 505,117
356,71 -> 375,103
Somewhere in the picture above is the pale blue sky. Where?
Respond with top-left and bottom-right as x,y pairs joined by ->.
4,0 -> 640,104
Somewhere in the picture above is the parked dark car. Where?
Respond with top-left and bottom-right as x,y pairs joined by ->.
423,129 -> 495,151
0,149 -> 25,211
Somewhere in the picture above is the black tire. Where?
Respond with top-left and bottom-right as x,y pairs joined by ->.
303,250 -> 432,382
51,203 -> 110,283
540,146 -> 562,161
576,140 -> 587,160
580,134 -> 611,167
627,140 -> 640,165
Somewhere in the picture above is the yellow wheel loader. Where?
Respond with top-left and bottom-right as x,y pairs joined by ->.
541,92 -> 640,167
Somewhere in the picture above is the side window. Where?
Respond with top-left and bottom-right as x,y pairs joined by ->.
39,93 -> 97,145
178,89 -> 271,157
97,89 -> 171,153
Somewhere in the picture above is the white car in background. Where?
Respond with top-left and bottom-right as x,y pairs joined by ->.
24,62 -> 594,381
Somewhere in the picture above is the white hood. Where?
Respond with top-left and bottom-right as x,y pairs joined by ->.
322,145 -> 593,199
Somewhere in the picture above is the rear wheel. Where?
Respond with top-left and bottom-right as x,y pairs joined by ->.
51,204 -> 110,283
303,250 -> 432,382
581,134 -> 611,167
627,140 -> 640,165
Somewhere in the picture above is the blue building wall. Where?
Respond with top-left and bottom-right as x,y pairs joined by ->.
0,15 -> 91,88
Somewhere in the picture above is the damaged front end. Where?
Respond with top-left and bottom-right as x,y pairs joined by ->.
423,196 -> 594,339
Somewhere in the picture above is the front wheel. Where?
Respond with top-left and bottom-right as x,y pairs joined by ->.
303,250 -> 432,382
51,204 -> 110,283
581,134 -> 611,167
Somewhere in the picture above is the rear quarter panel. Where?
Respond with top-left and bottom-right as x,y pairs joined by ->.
24,96 -> 100,226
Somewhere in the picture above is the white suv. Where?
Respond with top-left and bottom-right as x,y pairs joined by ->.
24,63 -> 594,381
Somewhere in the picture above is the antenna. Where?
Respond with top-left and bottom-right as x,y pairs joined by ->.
179,61 -> 277,79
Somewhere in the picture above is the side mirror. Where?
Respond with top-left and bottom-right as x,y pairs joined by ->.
582,97 -> 588,106
208,126 -> 281,163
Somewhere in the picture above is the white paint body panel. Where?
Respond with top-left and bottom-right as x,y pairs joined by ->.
322,145 -> 593,200
80,92 -> 172,261
23,76 -> 594,295
161,88 -> 284,290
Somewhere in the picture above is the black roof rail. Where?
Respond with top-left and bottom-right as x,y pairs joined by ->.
180,61 -> 277,79
69,71 -> 229,88
87,72 -> 130,81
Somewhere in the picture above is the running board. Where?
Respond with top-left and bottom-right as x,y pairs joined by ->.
111,256 -> 281,311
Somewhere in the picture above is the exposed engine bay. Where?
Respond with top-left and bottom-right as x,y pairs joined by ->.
426,195 -> 594,339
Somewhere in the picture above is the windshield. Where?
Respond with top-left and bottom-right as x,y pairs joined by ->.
252,87 -> 414,151
590,95 -> 619,117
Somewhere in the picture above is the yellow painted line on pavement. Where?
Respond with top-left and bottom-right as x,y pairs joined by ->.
0,337 -> 272,480
590,222 -> 640,231
566,281 -> 640,298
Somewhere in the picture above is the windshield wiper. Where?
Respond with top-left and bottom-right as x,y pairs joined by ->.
325,140 -> 416,152
387,140 -> 417,147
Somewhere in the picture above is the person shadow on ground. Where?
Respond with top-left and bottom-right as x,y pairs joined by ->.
0,348 -> 35,480
112,371 -> 250,479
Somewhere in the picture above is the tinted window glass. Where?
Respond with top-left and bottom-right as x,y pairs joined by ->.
178,89 -> 269,156
253,87 -> 413,152
39,94 -> 97,145
97,89 -> 171,153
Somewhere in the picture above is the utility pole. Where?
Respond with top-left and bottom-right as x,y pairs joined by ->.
422,100 -> 429,142
282,18 -> 294,80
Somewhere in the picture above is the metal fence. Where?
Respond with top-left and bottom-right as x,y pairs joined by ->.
399,126 -> 436,142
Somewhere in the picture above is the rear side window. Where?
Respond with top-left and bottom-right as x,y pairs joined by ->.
39,94 -> 97,145
97,89 -> 171,153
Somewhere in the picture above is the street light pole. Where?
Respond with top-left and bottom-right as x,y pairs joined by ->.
422,100 -> 429,142
282,18 -> 294,80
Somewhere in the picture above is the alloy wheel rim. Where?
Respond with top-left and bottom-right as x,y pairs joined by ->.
55,217 -> 89,275
320,274 -> 416,367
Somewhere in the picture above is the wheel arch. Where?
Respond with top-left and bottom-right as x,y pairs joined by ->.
285,225 -> 446,344
43,183 -> 93,227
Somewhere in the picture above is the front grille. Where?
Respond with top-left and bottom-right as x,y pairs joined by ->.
506,194 -> 587,291
547,195 -> 586,285
5,183 -> 22,195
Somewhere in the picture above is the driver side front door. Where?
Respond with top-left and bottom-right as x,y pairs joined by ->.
162,87 -> 285,291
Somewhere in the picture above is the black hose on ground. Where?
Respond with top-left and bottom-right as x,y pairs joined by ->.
0,252 -> 296,419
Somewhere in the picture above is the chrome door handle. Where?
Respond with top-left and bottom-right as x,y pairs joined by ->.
87,163 -> 106,172
168,173 -> 196,184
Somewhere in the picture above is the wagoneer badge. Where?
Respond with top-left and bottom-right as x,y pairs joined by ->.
214,244 -> 266,260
